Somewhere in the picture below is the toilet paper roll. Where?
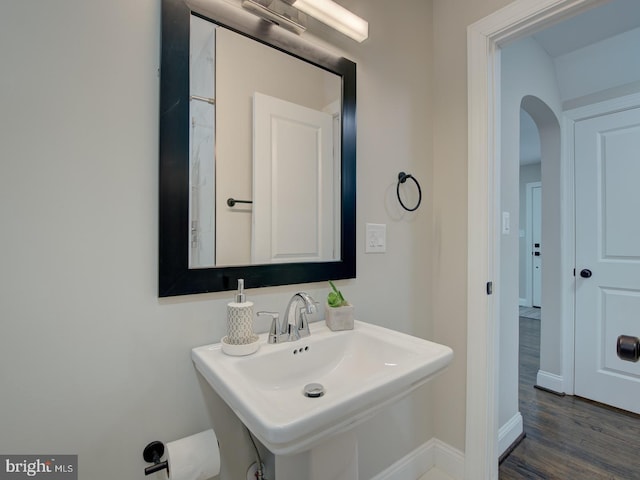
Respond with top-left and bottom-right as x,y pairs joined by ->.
166,429 -> 220,480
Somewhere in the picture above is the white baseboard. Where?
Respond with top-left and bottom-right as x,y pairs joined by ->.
371,438 -> 464,480
536,370 -> 564,393
519,298 -> 528,307
432,440 -> 465,480
498,412 -> 523,456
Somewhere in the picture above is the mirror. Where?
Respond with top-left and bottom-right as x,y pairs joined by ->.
160,0 -> 356,297
190,15 -> 341,268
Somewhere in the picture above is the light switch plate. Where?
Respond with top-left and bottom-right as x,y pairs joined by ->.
502,211 -> 510,235
366,223 -> 386,253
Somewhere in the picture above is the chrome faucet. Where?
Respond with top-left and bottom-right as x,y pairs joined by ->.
284,292 -> 317,339
259,292 -> 318,344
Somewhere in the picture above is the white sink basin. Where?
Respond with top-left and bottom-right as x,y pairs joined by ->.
192,320 -> 453,455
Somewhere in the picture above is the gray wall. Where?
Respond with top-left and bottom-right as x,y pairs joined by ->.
431,0 -> 516,451
0,0 -> 436,478
500,37 -> 562,440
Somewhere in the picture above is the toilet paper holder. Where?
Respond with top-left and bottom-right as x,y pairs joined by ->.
143,441 -> 168,476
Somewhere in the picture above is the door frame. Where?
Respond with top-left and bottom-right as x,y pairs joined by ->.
466,0 -> 610,478
525,181 -> 541,308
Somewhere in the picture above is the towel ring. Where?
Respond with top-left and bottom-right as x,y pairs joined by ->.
396,172 -> 422,212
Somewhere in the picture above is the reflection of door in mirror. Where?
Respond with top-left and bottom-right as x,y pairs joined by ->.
252,92 -> 338,264
187,15 -> 342,269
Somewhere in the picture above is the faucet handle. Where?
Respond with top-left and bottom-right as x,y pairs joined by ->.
257,311 -> 281,344
297,292 -> 318,313
296,293 -> 317,338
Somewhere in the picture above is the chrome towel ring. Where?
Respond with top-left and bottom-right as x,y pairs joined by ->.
396,172 -> 422,212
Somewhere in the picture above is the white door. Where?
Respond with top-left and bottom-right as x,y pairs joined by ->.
252,92 -> 335,264
574,106 -> 640,414
531,184 -> 542,307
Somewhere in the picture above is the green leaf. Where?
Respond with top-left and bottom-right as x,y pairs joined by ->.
327,280 -> 347,307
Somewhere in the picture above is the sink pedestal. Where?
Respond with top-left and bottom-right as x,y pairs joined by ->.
274,430 -> 358,480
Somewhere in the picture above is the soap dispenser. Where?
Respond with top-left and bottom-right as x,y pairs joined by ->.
227,279 -> 254,344
222,279 -> 259,356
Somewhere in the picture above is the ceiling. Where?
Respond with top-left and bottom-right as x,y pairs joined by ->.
519,0 -> 640,166
532,0 -> 640,58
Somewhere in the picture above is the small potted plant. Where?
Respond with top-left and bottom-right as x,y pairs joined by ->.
325,280 -> 354,331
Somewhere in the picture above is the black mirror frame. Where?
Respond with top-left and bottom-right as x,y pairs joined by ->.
159,0 -> 356,297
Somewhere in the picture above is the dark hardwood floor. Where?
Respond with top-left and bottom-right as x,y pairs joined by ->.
499,316 -> 640,479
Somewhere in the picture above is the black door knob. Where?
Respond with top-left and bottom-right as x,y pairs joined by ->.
617,335 -> 640,362
580,269 -> 592,278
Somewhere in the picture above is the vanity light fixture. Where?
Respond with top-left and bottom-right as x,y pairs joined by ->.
241,0 -> 369,43
241,0 -> 307,35
290,0 -> 368,43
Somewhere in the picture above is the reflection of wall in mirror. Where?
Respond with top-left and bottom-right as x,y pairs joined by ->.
215,26 -> 341,266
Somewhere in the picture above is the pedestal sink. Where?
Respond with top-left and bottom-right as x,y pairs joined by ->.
192,320 -> 453,479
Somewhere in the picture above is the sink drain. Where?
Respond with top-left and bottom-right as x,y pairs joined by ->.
303,383 -> 325,398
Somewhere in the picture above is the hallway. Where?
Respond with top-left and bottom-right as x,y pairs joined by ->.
499,316 -> 640,478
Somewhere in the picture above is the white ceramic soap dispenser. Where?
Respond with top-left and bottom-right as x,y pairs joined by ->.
222,279 -> 259,356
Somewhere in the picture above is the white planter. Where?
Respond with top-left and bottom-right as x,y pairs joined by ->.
325,303 -> 354,331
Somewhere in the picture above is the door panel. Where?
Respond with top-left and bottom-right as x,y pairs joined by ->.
252,92 -> 335,264
574,107 -> 640,414
602,123 -> 640,258
602,288 -> 640,378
